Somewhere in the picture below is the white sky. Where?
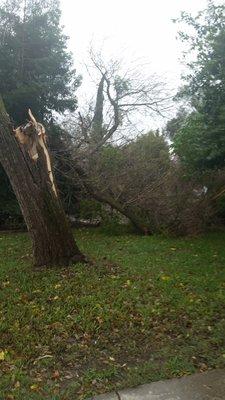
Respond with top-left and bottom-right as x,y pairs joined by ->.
60,0 -> 220,131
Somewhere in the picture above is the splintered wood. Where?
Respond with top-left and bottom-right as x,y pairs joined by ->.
13,110 -> 57,196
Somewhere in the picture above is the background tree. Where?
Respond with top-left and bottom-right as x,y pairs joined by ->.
0,0 -> 81,228
172,2 -> 225,170
0,0 -> 81,124
0,167 -> 22,229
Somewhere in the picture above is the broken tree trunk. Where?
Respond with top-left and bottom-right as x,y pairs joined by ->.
91,190 -> 151,235
0,97 -> 85,267
74,164 -> 151,235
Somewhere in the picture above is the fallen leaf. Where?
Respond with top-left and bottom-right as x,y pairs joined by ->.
30,384 -> 39,391
52,370 -> 60,380
2,281 -> 10,288
161,275 -> 170,281
54,284 -> 61,289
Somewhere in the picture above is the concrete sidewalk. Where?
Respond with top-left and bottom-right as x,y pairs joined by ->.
90,369 -> 225,399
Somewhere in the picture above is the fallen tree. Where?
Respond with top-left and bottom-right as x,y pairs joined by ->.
0,97 -> 84,267
63,53 -> 172,234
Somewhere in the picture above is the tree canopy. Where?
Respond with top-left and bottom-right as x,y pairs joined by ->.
0,0 -> 81,125
0,0 -> 81,227
172,2 -> 225,170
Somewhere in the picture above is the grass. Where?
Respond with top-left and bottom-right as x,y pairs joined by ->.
0,227 -> 225,399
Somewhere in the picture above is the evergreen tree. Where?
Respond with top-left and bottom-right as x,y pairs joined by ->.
0,0 -> 81,227
173,2 -> 225,170
0,0 -> 81,124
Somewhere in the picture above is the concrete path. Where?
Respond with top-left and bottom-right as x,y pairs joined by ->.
90,369 -> 225,399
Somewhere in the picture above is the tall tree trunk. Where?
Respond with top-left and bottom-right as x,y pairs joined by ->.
0,98 -> 84,267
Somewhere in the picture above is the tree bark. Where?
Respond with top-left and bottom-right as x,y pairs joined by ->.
74,164 -> 151,235
91,191 -> 151,235
0,98 -> 84,267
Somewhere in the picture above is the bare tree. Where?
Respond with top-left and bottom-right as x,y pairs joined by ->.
0,97 -> 84,267
62,53 -> 172,234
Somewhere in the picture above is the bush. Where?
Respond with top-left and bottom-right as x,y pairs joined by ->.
137,165 -> 217,236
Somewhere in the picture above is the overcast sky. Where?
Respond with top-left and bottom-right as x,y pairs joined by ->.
60,0 -> 220,131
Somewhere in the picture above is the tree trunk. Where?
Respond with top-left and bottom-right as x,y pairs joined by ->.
74,165 -> 151,235
0,98 -> 85,267
91,191 -> 151,235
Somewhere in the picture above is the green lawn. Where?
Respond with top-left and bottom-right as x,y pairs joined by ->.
0,228 -> 225,399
